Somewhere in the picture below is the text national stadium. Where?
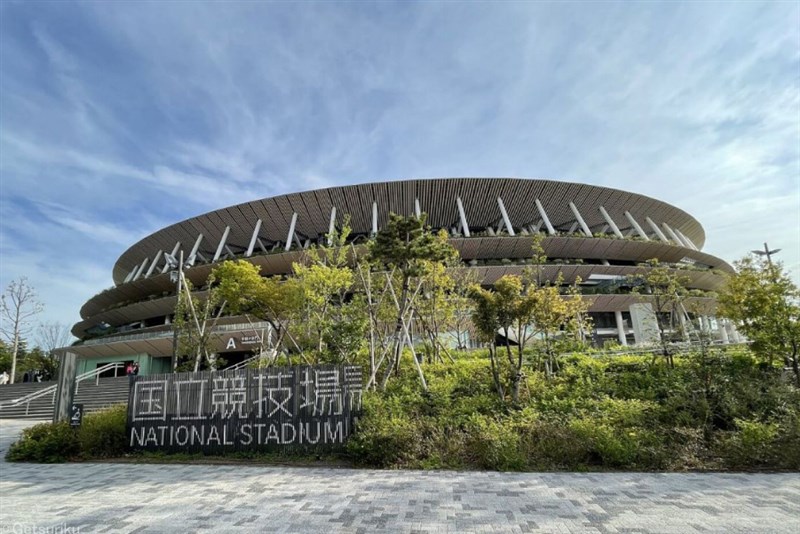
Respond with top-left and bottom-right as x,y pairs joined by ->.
67,177 -> 738,377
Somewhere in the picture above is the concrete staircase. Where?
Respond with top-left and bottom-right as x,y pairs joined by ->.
0,382 -> 54,419
0,377 -> 131,420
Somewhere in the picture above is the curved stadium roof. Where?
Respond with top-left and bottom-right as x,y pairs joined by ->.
113,177 -> 707,284
73,178 -> 731,338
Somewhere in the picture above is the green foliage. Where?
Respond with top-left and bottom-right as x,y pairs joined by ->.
77,404 -> 128,458
628,259 -> 693,364
291,220 -> 369,363
346,349 -> 800,471
6,406 -> 128,463
717,256 -> 800,385
6,421 -> 79,463
368,213 -> 457,276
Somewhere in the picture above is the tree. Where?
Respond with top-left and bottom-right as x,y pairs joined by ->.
34,322 -> 74,379
414,260 -> 456,363
469,276 -> 531,402
369,213 -> 458,390
292,219 -> 366,363
526,275 -> 591,378
470,236 -> 591,403
717,256 -> 800,386
0,277 -> 43,383
213,260 -> 305,364
173,277 -> 225,372
36,322 -> 74,354
628,259 -> 691,367
448,265 -> 480,351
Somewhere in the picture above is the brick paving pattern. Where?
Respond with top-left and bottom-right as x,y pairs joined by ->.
1,419 -> 798,533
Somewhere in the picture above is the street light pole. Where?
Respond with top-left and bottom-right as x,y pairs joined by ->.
751,242 -> 781,267
170,249 -> 184,372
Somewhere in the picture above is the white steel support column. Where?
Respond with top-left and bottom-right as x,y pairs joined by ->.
614,310 -> 628,346
497,197 -> 515,236
599,206 -> 623,238
414,198 -> 421,218
123,269 -> 135,283
624,211 -> 650,240
213,226 -> 231,262
718,320 -> 730,343
569,202 -> 592,237
132,257 -> 149,281
285,213 -> 298,252
535,198 -> 556,235
675,229 -> 698,250
187,233 -> 204,266
162,241 -> 181,273
456,197 -> 470,237
246,219 -> 262,257
645,217 -> 669,242
145,250 -> 163,278
372,202 -> 378,236
662,223 -> 683,245
327,207 -> 337,245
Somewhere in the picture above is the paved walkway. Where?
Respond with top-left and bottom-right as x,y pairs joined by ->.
0,420 -> 798,533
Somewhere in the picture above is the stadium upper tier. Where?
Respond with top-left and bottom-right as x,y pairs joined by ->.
75,178 -> 730,338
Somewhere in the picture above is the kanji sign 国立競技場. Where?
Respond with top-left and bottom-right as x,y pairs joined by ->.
126,365 -> 362,453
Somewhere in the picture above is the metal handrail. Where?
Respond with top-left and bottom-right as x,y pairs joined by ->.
0,362 -> 126,414
80,321 -> 272,346
221,349 -> 277,372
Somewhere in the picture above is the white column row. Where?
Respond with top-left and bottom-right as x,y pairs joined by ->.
124,198 -> 701,283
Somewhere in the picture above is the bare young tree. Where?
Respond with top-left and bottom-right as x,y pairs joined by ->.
37,322 -> 73,354
1,277 -> 44,383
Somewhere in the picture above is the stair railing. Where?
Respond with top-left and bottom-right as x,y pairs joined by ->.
0,362 -> 127,416
220,350 -> 276,372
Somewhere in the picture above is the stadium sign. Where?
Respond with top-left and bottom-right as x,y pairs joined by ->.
126,365 -> 362,453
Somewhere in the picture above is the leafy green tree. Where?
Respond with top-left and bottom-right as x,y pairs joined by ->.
523,234 -> 592,377
717,256 -> 800,386
469,276 -> 530,402
292,219 -> 366,363
352,245 -> 396,389
414,260 -> 457,363
213,260 -> 306,364
173,276 -> 225,372
369,213 -> 458,390
629,259 -> 692,367
526,275 -> 590,378
448,264 -> 480,351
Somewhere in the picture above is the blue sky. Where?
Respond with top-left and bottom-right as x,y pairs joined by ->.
1,1 -> 798,335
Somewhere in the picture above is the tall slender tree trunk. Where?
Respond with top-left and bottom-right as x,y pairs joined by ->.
10,330 -> 20,385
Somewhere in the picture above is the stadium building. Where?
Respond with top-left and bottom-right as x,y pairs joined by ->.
70,178 -> 738,376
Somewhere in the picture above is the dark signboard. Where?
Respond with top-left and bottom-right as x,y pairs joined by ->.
70,403 -> 83,427
126,365 -> 362,453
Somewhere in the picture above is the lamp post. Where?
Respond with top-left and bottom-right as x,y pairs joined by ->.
751,242 -> 781,267
168,250 -> 185,372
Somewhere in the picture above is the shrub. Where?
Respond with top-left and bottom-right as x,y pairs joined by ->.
347,393 -> 421,467
6,405 -> 128,463
463,415 -> 524,471
6,421 -> 79,463
77,404 -> 128,458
